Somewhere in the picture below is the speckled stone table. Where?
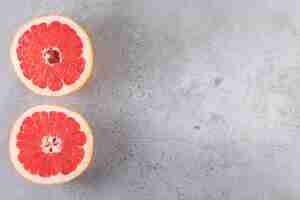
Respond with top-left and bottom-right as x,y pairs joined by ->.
2,0 -> 300,199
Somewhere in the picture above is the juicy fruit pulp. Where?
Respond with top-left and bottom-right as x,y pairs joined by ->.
17,111 -> 86,177
17,21 -> 85,91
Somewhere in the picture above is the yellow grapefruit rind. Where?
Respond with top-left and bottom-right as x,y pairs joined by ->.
10,105 -> 94,184
10,15 -> 93,96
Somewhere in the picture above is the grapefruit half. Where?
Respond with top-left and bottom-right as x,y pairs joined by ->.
10,15 -> 93,96
10,105 -> 93,184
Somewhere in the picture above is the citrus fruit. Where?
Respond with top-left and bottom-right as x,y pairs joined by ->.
10,15 -> 93,96
10,105 -> 93,184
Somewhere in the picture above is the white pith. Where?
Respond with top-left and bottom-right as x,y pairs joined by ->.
42,47 -> 62,65
41,136 -> 62,154
10,15 -> 93,96
10,105 -> 94,184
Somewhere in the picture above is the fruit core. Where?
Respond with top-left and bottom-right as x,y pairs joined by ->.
43,48 -> 62,65
41,135 -> 62,154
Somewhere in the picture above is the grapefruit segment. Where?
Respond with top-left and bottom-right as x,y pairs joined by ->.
10,105 -> 93,184
11,15 -> 93,96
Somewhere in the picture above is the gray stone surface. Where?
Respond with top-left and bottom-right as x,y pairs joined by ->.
2,0 -> 300,199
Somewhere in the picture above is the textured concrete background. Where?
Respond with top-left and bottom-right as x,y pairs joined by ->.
2,0 -> 300,199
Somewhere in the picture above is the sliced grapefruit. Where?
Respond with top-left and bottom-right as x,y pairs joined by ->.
10,15 -> 93,96
10,105 -> 93,184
